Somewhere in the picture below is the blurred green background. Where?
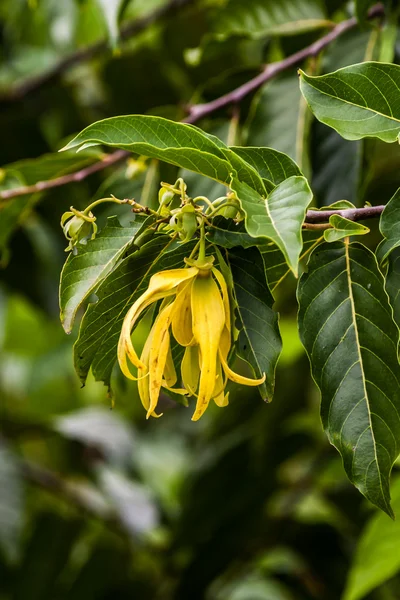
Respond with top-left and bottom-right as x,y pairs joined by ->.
2,1 -> 400,599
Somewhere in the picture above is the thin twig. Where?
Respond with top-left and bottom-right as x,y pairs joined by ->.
306,205 -> 385,223
184,3 -> 385,124
0,0 -> 195,102
0,150 -> 128,201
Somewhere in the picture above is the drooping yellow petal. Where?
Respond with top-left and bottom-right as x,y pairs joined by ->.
191,274 -> 225,421
212,357 -> 226,399
147,302 -> 175,419
163,344 -> 177,388
181,345 -> 200,396
212,267 -> 231,333
171,280 -> 194,346
219,348 -> 266,387
137,327 -> 162,418
213,391 -> 229,407
118,267 -> 198,374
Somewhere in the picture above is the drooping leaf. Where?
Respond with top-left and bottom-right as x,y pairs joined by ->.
59,214 -> 147,333
299,62 -> 400,143
62,116 -> 265,194
323,215 -> 369,243
376,186 -> 400,264
231,176 -> 313,275
228,246 -> 282,401
298,241 -> 400,516
74,235 -> 196,386
231,147 -> 302,191
343,475 -> 400,600
211,0 -> 330,40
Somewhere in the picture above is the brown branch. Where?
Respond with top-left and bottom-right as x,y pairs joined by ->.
184,3 -> 385,123
0,0 -> 195,103
306,205 -> 385,223
0,3 -> 385,205
0,150 -> 128,201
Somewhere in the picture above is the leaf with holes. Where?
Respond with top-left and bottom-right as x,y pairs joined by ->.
74,235 -> 196,386
228,246 -> 282,401
231,176 -> 312,275
60,215 -> 147,333
300,62 -> 400,142
298,241 -> 400,516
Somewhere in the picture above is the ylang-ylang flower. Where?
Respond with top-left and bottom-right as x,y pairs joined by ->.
118,256 -> 265,421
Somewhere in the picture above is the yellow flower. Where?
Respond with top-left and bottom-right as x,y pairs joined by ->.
117,257 -> 265,421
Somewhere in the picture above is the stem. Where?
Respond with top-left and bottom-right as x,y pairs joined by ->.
208,201 -> 242,218
83,196 -> 124,214
198,220 -> 206,261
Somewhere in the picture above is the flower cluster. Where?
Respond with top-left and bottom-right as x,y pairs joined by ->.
118,256 -> 265,421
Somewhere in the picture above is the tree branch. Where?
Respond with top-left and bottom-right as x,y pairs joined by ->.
0,150 -> 128,202
306,205 -> 385,224
0,0 -> 195,103
184,4 -> 385,124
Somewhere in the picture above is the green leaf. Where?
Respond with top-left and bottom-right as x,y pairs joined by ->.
323,215 -> 369,243
376,186 -> 400,264
298,241 -> 400,516
59,215 -> 147,334
385,247 -> 400,331
231,176 -> 313,276
343,475 -> 400,600
74,235 -> 196,386
247,72 -> 312,176
61,115 -> 265,194
356,0 -> 376,24
211,0 -> 330,40
207,216 -> 268,249
231,147 -> 302,191
300,62 -> 400,142
228,246 -> 282,401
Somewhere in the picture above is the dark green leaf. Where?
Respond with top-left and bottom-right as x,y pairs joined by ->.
385,247 -> 400,331
207,216 -> 267,249
298,241 -> 400,516
74,235 -> 196,386
231,176 -> 313,275
59,215 -> 147,333
231,147 -> 302,191
376,186 -> 400,264
228,247 -> 282,401
300,62 -> 400,142
62,116 -> 265,194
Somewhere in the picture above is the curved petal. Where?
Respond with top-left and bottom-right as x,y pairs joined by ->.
138,327 -> 162,418
191,274 -> 225,421
118,267 -> 198,373
171,280 -> 194,346
213,391 -> 229,407
181,345 -> 200,396
147,302 -> 175,419
212,267 -> 231,332
219,349 -> 266,386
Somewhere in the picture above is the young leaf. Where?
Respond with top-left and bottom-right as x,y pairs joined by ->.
59,215 -> 147,334
228,246 -> 282,401
324,215 -> 369,243
231,176 -> 313,275
299,62 -> 400,142
376,186 -> 400,264
61,115 -> 265,194
343,475 -> 400,600
74,236 -> 196,386
298,241 -> 400,516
